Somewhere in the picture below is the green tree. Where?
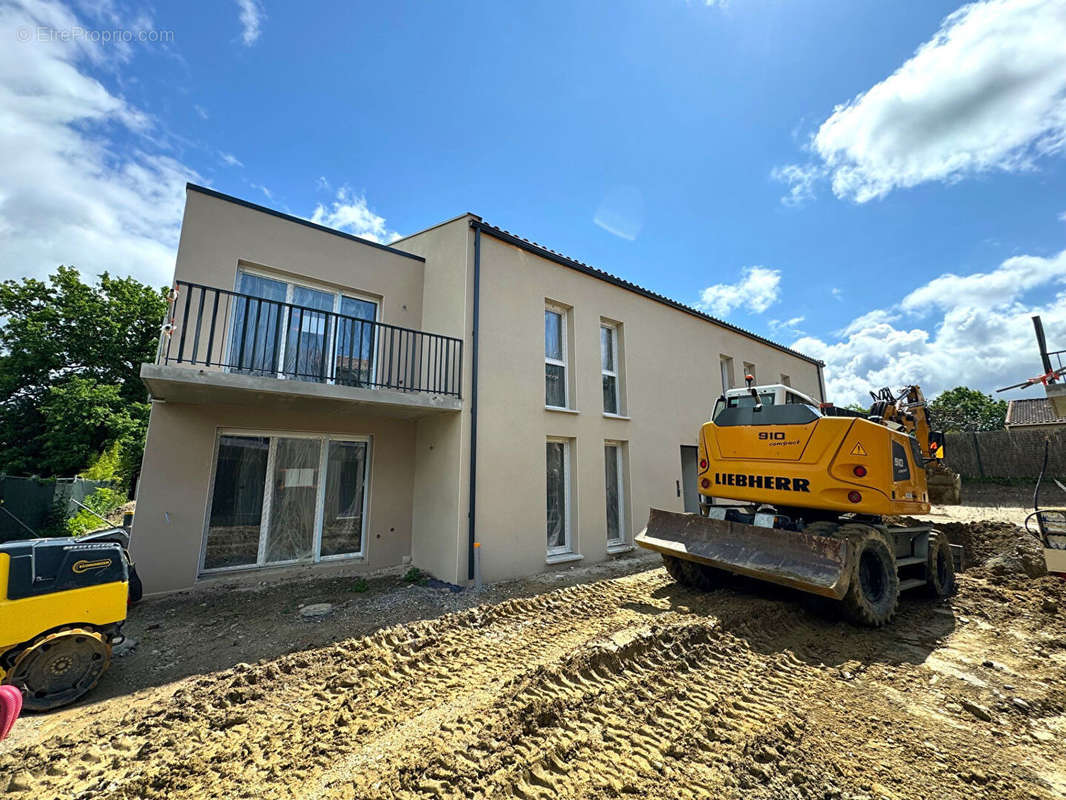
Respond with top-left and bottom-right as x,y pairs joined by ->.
0,267 -> 167,482
928,386 -> 1007,432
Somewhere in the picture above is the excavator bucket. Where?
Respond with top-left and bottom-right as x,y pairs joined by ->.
925,463 -> 961,505
636,508 -> 853,600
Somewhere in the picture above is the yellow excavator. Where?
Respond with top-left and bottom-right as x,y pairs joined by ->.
637,380 -> 962,626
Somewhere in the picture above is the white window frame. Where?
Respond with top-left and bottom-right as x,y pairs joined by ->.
720,356 -> 734,393
545,304 -> 569,409
546,437 -> 572,556
604,441 -> 625,546
601,321 -> 621,415
199,429 -> 372,575
232,265 -> 381,384
743,362 -> 756,383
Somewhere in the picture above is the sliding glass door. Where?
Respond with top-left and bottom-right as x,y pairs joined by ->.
230,269 -> 379,385
202,432 -> 370,572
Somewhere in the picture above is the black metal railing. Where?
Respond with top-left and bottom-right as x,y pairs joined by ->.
158,281 -> 462,398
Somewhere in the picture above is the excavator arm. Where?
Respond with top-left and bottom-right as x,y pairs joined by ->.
869,385 -> 959,505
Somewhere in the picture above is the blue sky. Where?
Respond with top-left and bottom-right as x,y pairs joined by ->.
1,0 -> 1064,403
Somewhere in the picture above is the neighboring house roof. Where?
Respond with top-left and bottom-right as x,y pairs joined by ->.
1006,397 -> 1066,427
184,184 -> 822,368
472,221 -> 824,367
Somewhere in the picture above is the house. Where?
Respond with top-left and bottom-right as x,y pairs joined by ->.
130,184 -> 825,594
1005,397 -> 1066,432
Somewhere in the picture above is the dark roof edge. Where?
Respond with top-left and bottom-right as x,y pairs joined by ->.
186,183 -> 426,262
471,221 -> 825,368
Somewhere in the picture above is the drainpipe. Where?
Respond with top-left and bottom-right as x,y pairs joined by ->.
816,362 -> 827,403
466,224 -> 482,581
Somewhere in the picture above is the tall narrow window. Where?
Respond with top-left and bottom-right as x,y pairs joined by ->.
601,322 -> 620,414
720,356 -> 734,393
604,442 -> 625,545
545,306 -> 567,408
546,439 -> 571,554
780,374 -> 791,387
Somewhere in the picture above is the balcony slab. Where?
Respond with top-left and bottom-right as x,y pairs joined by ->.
141,363 -> 462,418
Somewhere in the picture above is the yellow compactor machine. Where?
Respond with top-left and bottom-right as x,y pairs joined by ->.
637,381 -> 962,626
0,528 -> 134,710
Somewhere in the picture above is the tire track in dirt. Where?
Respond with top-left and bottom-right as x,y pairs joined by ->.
4,558 -> 1066,800
3,571 -> 678,799
315,622 -> 816,799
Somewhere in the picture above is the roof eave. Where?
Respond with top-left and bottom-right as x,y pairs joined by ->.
471,220 -> 824,368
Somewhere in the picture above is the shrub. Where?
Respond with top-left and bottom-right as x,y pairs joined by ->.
66,486 -> 127,537
402,567 -> 426,584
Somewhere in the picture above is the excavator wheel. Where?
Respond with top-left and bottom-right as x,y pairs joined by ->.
839,525 -> 899,627
662,554 -> 689,584
662,555 -> 719,590
925,531 -> 957,598
804,521 -> 841,538
5,629 -> 111,712
679,559 -> 720,590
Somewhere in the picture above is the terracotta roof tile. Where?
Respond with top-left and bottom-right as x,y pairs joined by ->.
1006,397 -> 1066,426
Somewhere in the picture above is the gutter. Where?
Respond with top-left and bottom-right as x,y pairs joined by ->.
466,224 -> 482,581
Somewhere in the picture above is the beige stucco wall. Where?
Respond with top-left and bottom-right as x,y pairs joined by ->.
131,400 -> 417,595
173,188 -> 425,332
392,217 -> 476,585
471,233 -> 824,584
132,187 -> 432,594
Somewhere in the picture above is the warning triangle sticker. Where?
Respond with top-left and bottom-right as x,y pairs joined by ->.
850,442 -> 868,457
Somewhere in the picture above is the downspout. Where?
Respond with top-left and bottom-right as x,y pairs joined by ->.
816,362 -> 827,403
467,224 -> 482,581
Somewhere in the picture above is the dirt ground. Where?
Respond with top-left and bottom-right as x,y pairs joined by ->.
3,501 -> 1066,799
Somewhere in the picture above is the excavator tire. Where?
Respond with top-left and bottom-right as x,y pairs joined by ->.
679,559 -> 720,591
661,555 -> 719,590
804,521 -> 841,538
662,554 -> 688,584
839,525 -> 899,627
925,531 -> 957,598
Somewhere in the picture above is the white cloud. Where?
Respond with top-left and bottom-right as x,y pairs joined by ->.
696,266 -> 781,318
1058,210 -> 1066,222
769,315 -> 805,336
776,0 -> 1066,203
219,151 -> 243,167
900,251 -> 1066,314
0,0 -> 195,288
771,163 -> 820,207
831,287 -> 843,301
310,187 -> 400,243
235,0 -> 264,46
193,104 -> 208,120
794,249 -> 1066,405
250,183 -> 272,200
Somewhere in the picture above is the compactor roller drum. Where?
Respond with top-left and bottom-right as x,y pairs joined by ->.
7,629 -> 110,712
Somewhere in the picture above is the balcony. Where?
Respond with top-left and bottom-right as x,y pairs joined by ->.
141,281 -> 463,416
